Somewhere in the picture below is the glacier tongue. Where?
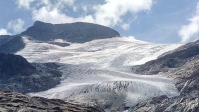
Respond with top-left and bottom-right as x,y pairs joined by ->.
17,36 -> 182,109
29,64 -> 179,109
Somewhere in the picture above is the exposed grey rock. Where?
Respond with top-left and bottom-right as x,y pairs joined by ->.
0,53 -> 62,94
21,21 -> 120,44
129,95 -> 199,112
0,35 -> 25,54
0,53 -> 36,78
0,90 -> 104,112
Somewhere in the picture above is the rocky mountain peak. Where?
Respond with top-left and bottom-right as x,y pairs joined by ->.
21,21 -> 121,43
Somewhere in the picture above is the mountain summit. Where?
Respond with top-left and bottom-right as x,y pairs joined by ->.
21,21 -> 120,43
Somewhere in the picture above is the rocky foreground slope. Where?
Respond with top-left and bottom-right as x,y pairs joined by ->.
129,40 -> 199,112
0,90 -> 104,112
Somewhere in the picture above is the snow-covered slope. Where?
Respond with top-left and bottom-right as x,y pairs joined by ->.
16,36 -> 182,110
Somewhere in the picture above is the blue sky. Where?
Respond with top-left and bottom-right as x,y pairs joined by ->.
0,0 -> 199,43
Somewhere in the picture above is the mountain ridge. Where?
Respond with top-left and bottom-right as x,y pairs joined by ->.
20,21 -> 121,43
0,21 -> 121,54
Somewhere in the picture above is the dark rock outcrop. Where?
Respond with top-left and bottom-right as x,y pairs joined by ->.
0,53 -> 62,94
129,95 -> 199,112
0,53 -> 36,78
21,21 -> 120,43
0,35 -> 25,54
0,91 -> 104,112
130,40 -> 199,112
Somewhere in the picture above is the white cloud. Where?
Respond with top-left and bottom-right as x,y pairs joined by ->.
47,0 -> 75,9
30,0 -> 80,23
93,0 -> 153,27
0,29 -> 11,36
32,7 -> 95,24
179,2 -> 199,43
122,23 -> 130,30
77,15 -> 95,23
33,0 -> 152,26
82,6 -> 87,12
7,19 -> 25,33
32,7 -> 76,24
16,0 -> 35,9
127,36 -> 136,40
73,6 -> 77,12
61,0 -> 74,6
16,0 -> 153,30
16,0 -> 75,10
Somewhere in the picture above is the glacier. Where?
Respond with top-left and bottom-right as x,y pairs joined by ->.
16,36 -> 182,110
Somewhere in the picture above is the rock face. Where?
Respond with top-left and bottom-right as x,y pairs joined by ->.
0,53 -> 36,78
21,21 -> 121,43
0,35 -> 25,54
134,39 -> 199,95
0,90 -> 104,112
130,40 -> 199,112
0,53 -> 62,94
129,95 -> 199,112
134,39 -> 199,75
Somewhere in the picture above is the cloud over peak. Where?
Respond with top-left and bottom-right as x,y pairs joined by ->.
94,0 -> 153,27
15,0 -> 153,30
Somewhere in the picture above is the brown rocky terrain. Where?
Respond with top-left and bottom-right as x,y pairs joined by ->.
0,90 -> 104,112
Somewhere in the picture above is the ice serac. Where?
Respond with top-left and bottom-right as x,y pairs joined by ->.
20,21 -> 121,44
